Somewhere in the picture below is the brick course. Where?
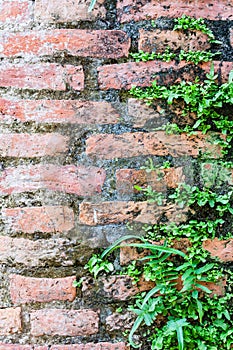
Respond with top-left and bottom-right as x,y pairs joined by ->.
0,30 -> 130,59
0,165 -> 105,195
0,133 -> 68,158
0,99 -> 120,124
86,131 -> 222,159
30,309 -> 99,336
2,206 -> 74,234
0,63 -> 84,91
117,0 -> 233,22
9,275 -> 76,304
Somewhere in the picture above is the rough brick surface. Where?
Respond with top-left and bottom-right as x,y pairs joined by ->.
0,307 -> 21,335
116,167 -> 184,194
51,344 -> 128,350
79,201 -> 188,225
0,30 -> 130,59
98,61 -> 233,90
0,346 -> 47,350
101,276 -> 155,300
0,63 -> 84,91
0,99 -> 120,124
139,29 -> 210,52
35,0 -> 106,22
0,164 -> 105,195
128,98 -> 169,128
0,236 -> 75,267
0,346 -> 33,350
203,238 -> 233,262
0,133 -> 68,158
0,0 -> 32,26
30,309 -> 99,336
9,275 -> 76,304
2,206 -> 74,234
86,131 -> 222,159
117,0 -> 233,22
98,60 -> 187,90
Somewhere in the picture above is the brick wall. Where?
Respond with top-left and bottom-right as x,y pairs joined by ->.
0,0 -> 232,348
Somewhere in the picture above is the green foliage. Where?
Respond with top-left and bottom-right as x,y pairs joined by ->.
173,15 -> 221,44
80,15 -> 233,350
130,48 -> 176,62
178,50 -> 220,64
84,254 -> 114,278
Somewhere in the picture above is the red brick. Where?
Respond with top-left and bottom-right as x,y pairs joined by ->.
101,275 -> 155,300
128,98 -> 170,128
98,60 -> 233,91
51,344 -> 128,350
98,60 -> 188,90
0,133 -> 68,158
0,164 -> 105,196
86,131 -> 222,159
139,29 -> 210,52
0,63 -> 84,91
0,345 -> 34,350
35,0 -> 106,23
106,312 -> 134,332
0,99 -> 120,125
9,275 -> 76,304
116,167 -> 184,194
0,307 -> 21,335
79,201 -> 188,225
203,238 -> 233,262
0,0 -> 32,26
117,0 -> 233,23
2,206 -> 74,234
0,236 -> 75,267
0,30 -> 130,59
30,309 -> 99,336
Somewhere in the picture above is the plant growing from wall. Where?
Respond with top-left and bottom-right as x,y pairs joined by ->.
76,16 -> 233,350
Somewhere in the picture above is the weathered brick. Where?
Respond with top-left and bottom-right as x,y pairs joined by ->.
116,167 -> 184,194
139,29 -> 210,52
0,345 -> 47,350
106,312 -> 134,332
0,30 -> 130,59
2,206 -> 74,234
50,343 -> 128,350
86,131 -> 222,159
128,98 -> 198,130
203,238 -> 233,262
0,307 -> 21,335
0,345 -> 34,350
117,0 -> 233,23
0,236 -> 75,267
9,275 -> 76,304
0,133 -> 68,158
98,60 -> 232,90
0,63 -> 84,91
98,60 -> 187,90
0,99 -> 120,125
30,309 -> 99,336
35,0 -> 106,23
101,275 -> 154,300
79,201 -> 188,225
0,164 -> 105,196
0,0 -> 32,26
